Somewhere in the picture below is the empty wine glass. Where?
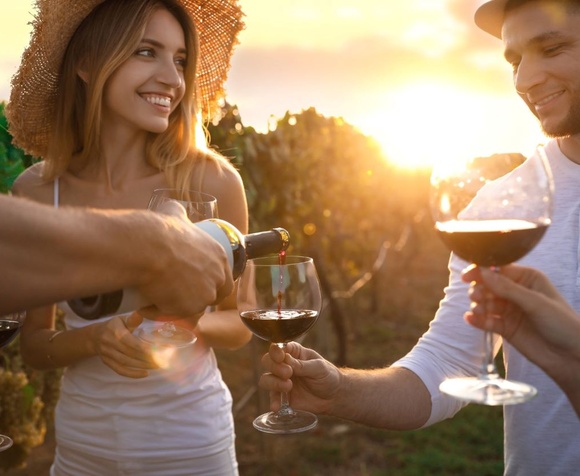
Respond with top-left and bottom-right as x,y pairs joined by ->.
136,189 -> 218,347
237,255 -> 322,433
0,311 -> 26,452
430,145 -> 553,405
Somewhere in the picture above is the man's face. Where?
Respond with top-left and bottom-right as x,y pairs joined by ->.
502,1 -> 580,138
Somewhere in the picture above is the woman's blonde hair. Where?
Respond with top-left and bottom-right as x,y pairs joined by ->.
44,0 -> 232,195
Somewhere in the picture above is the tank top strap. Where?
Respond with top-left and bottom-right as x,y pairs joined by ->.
53,176 -> 60,209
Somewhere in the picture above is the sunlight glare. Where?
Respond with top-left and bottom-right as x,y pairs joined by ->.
359,82 -> 545,170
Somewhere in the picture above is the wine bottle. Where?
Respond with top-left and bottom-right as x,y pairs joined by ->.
67,219 -> 290,320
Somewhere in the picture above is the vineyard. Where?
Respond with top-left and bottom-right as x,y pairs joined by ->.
1,101 -> 508,475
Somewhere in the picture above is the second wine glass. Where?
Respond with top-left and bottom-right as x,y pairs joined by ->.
136,189 -> 218,347
430,145 -> 553,405
237,255 -> 322,434
0,311 -> 27,452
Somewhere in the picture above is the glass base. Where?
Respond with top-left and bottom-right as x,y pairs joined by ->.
439,376 -> 537,405
253,410 -> 318,434
0,435 -> 13,452
136,323 -> 196,348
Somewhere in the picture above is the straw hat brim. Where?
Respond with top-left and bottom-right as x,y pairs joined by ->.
474,0 -> 509,39
6,0 -> 244,158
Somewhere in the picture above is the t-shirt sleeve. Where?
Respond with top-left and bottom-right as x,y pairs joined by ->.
392,253 -> 501,427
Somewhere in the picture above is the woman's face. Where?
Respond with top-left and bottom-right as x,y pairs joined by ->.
102,7 -> 187,135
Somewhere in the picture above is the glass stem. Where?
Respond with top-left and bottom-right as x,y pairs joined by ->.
481,266 -> 500,380
481,330 -> 499,379
276,343 -> 295,418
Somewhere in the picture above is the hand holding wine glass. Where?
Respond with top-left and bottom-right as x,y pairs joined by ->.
430,146 -> 553,405
0,311 -> 26,452
237,255 -> 322,433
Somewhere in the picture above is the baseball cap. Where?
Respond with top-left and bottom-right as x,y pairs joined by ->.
474,0 -> 509,38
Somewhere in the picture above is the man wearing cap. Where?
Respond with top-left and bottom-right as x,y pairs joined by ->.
258,1 -> 580,474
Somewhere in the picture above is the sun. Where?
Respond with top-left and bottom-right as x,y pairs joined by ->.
357,81 -> 545,170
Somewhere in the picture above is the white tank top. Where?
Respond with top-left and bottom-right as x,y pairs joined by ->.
53,177 -> 234,460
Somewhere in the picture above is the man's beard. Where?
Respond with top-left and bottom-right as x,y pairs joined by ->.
541,95 -> 580,139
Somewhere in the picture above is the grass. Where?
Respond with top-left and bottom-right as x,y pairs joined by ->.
218,339 -> 504,476
216,224 -> 505,476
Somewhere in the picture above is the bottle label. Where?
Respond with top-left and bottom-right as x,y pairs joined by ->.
196,220 -> 235,271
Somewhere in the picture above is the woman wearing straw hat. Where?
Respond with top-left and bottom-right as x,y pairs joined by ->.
7,0 -> 249,474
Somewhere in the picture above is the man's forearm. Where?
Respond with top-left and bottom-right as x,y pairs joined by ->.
0,195 -> 155,313
332,366 -> 432,430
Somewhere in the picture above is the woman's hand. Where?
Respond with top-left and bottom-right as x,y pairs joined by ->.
462,264 -> 580,396
93,313 -> 160,378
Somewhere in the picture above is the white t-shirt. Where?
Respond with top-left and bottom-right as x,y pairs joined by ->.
394,139 -> 580,476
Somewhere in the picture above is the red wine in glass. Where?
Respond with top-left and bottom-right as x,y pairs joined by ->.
237,255 -> 322,434
436,219 -> 549,267
430,145 -> 553,405
240,309 -> 318,343
0,320 -> 22,348
0,312 -> 26,452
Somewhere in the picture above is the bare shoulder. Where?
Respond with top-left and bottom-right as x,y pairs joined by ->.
12,162 -> 54,205
201,156 -> 244,199
197,155 -> 248,232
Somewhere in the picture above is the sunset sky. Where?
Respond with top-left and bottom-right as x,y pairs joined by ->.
0,0 -> 547,168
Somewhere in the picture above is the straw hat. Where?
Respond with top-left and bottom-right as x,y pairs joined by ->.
6,0 -> 244,158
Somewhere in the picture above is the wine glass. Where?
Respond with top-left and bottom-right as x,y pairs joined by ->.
136,189 -> 218,347
237,255 -> 322,433
430,145 -> 553,405
0,311 -> 26,452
